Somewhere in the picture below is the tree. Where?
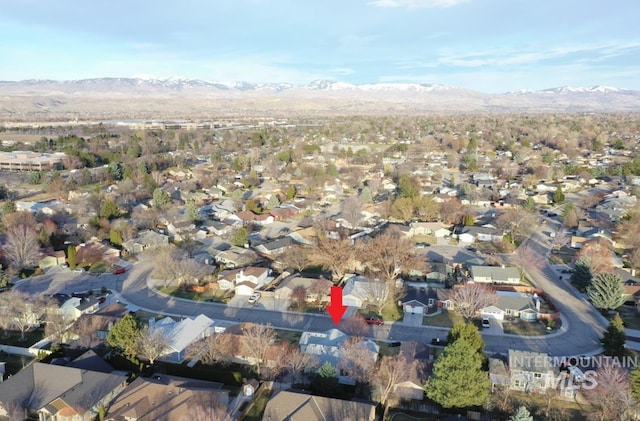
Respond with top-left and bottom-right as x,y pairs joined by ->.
152,188 -> 170,208
495,209 -> 536,245
338,337 -> 377,386
4,224 -> 41,270
242,323 -> 276,376
630,364 -> 640,401
109,229 -> 123,246
185,201 -> 202,222
511,245 -> 545,282
67,245 -> 77,269
511,405 -> 534,421
44,310 -> 74,344
588,272 -> 624,311
562,202 -> 579,228
463,213 -> 475,226
628,247 -> 640,271
2,200 -> 16,216
340,195 -> 363,228
425,335 -> 490,409
601,313 -> 626,357
358,227 -> 423,283
285,185 -> 296,200
279,245 -> 310,272
553,186 -> 565,204
136,325 -> 169,365
584,365 -> 632,421
7,291 -> 46,341
282,345 -> 319,384
373,356 -> 423,406
359,186 -> 373,203
523,197 -> 536,212
576,238 -> 615,273
231,226 -> 249,247
311,361 -> 340,397
447,321 -> 486,354
570,256 -> 593,292
186,332 -> 233,366
449,283 -> 497,320
99,198 -> 120,220
0,267 -> 9,289
107,313 -> 142,359
312,234 -> 356,283
390,197 -> 414,221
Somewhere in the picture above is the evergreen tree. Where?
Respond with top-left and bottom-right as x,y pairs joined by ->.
425,336 -> 490,408
67,245 -> 76,269
553,186 -> 565,204
185,202 -> 201,222
231,227 -> 249,247
286,185 -> 296,200
463,214 -> 475,226
99,198 -> 121,220
311,362 -> 340,398
359,186 -> 373,203
447,321 -> 484,354
630,365 -> 640,401
0,268 -> 9,289
523,197 -> 536,212
588,272 -> 625,311
107,313 -> 142,359
601,313 -> 626,357
2,200 -> 16,216
152,188 -> 170,208
511,405 -> 534,421
109,229 -> 123,246
570,257 -> 593,292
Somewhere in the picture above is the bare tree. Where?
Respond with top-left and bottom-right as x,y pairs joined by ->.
6,291 -> 45,341
360,277 -> 391,313
341,316 -> 369,337
629,247 -> 640,271
282,344 -> 319,384
584,365 -> 632,421
44,310 -> 74,344
242,323 -> 276,376
279,245 -> 311,273
311,235 -> 356,283
449,283 -> 498,319
553,228 -> 571,250
511,244 -> 546,281
4,224 -> 41,270
136,325 -> 170,365
186,332 -> 233,366
338,337 -> 377,385
495,209 -> 536,245
73,315 -> 103,349
0,293 -> 13,337
575,238 -> 615,273
358,227 -> 423,283
373,356 -> 423,407
340,195 -> 363,228
152,246 -> 209,288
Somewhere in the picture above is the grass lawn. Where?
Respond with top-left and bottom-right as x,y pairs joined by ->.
616,306 -> 640,329
0,329 -> 45,347
503,319 -> 555,336
134,310 -> 170,323
422,311 -> 464,328
241,388 -> 272,421
550,247 -> 577,265
381,302 -> 403,322
158,285 -> 202,301
413,234 -> 436,244
0,352 -> 34,376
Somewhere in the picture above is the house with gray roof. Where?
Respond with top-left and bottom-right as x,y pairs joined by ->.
263,390 -> 375,421
470,265 -> 521,285
508,349 -> 559,393
480,291 -> 541,321
0,362 -> 126,421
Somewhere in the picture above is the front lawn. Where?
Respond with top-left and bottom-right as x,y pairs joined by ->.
616,306 -> 640,330
380,301 -> 403,322
158,285 -> 203,301
274,329 -> 302,344
502,319 -> 558,336
422,311 -> 464,328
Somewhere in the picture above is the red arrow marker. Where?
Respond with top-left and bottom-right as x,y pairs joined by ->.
326,286 -> 347,325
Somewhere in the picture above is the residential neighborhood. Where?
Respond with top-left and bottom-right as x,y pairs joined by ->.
1,113 -> 640,420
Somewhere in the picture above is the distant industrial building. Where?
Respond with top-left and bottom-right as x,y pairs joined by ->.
0,151 -> 66,171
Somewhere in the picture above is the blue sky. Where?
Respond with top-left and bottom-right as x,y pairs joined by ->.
0,0 -> 638,92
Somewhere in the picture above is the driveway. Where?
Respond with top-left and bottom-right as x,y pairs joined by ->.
402,312 -> 423,327
481,318 -> 503,335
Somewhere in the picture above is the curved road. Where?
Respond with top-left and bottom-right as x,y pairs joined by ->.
15,221 -> 607,357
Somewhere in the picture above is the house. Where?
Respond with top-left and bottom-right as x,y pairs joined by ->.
0,362 -> 127,421
341,275 -> 389,308
105,374 -> 229,421
75,239 -> 121,265
210,199 -> 238,220
508,350 -> 559,393
459,225 -> 504,242
254,236 -> 295,256
409,222 -> 451,237
38,249 -> 66,269
263,391 -> 376,421
470,265 -> 521,285
217,267 -> 270,291
299,329 -> 379,377
57,296 -> 100,321
274,275 -> 333,303
122,230 -> 169,255
68,304 -> 128,347
481,291 -> 541,321
401,286 -> 454,314
212,246 -> 259,268
201,219 -> 233,236
149,314 -> 217,363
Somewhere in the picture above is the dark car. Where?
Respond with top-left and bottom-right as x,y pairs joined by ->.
465,246 -> 477,252
431,338 -> 447,346
365,316 -> 384,325
98,296 -> 107,304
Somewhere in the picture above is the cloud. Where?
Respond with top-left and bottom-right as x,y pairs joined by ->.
367,0 -> 470,9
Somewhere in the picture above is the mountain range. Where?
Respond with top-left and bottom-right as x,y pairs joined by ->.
1,78 -> 639,120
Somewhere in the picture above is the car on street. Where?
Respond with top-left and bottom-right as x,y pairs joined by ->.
248,292 -> 261,304
482,318 -> 491,328
415,242 -> 430,249
431,338 -> 447,346
73,268 -> 85,273
364,316 -> 384,325
98,296 -> 107,304
465,246 -> 477,252
112,267 -> 126,275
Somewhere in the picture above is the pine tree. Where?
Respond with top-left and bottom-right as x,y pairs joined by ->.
185,202 -> 201,222
109,229 -> 123,246
588,272 -> 624,311
99,198 -> 120,220
553,186 -> 565,204
67,245 -> 76,269
630,365 -> 640,401
152,188 -> 170,208
570,256 -> 593,292
107,313 -> 142,359
286,185 -> 296,200
511,405 -> 534,421
359,186 -> 373,203
523,197 -> 536,212
447,321 -> 484,354
601,313 -> 626,357
426,333 -> 489,408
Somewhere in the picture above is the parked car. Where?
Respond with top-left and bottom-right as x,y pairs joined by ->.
73,268 -> 85,273
482,318 -> 491,328
465,246 -> 477,252
112,267 -> 126,275
248,292 -> 261,304
431,338 -> 447,346
415,242 -> 430,249
365,316 -> 384,325
98,296 -> 107,304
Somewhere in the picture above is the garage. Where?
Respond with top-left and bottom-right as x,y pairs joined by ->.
480,305 -> 505,320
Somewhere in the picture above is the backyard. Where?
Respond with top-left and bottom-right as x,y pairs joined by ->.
241,387 -> 272,421
0,328 -> 45,347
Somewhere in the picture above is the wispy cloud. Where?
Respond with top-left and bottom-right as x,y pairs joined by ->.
367,0 -> 470,9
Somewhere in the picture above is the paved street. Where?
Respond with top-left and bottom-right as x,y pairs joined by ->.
13,220 -> 612,357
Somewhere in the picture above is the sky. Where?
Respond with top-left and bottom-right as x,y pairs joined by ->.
0,0 -> 638,93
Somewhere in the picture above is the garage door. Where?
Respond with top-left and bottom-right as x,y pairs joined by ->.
342,298 -> 361,307
481,308 -> 505,320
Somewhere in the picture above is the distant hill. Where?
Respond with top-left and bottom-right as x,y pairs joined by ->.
1,78 -> 639,120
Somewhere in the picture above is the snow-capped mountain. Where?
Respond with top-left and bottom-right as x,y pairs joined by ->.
508,85 -> 627,95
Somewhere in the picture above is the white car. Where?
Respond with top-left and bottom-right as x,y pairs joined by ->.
482,318 -> 491,328
73,268 -> 86,273
248,292 -> 261,304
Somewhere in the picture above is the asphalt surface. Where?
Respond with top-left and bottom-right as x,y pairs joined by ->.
14,216 -> 610,357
